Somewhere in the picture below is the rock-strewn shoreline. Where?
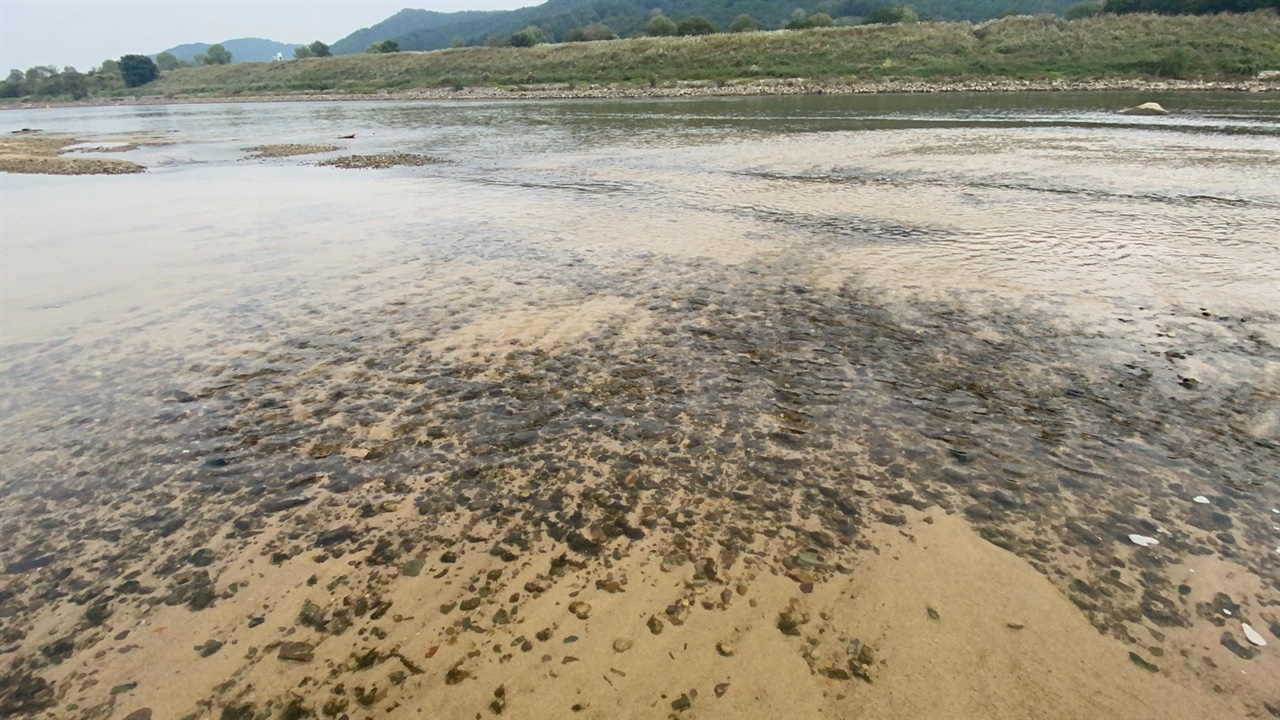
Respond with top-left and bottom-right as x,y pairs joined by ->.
5,77 -> 1278,110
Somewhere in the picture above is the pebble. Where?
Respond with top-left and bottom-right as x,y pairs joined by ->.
1241,623 -> 1267,647
277,642 -> 315,662
569,601 -> 592,619
647,616 -> 664,635
1193,496 -> 1211,504
1127,534 -> 1159,547
401,557 -> 426,577
188,548 -> 215,567
612,639 -> 633,653
197,640 -> 224,658
1128,651 -> 1159,672
716,642 -> 734,657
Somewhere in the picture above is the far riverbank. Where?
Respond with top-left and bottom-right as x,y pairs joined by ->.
4,76 -> 1278,112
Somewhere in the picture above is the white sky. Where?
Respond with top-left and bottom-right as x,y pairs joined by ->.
0,0 -> 538,72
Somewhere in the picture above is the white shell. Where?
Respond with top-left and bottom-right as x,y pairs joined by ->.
1242,624 -> 1267,647
1193,496 -> 1211,504
1128,534 -> 1159,547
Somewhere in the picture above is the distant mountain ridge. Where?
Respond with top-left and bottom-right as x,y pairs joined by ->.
159,38 -> 304,64
329,9 -> 499,55
330,0 -> 1078,54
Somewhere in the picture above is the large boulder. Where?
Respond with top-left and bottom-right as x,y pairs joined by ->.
1119,102 -> 1169,116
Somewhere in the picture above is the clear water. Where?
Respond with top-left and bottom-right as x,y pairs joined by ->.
0,93 -> 1277,712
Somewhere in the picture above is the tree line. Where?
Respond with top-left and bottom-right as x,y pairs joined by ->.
468,6 -> 922,48
1,40 -> 335,100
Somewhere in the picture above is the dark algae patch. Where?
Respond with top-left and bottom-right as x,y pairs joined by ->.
1,250 -> 1275,714
317,153 -> 447,169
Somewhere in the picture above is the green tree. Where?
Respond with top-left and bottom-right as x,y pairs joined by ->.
509,25 -> 547,47
293,45 -> 315,59
366,39 -> 400,53
865,5 -> 918,23
646,14 -> 679,36
582,22 -> 616,40
1,69 -> 26,98
729,14 -> 760,32
25,66 -> 55,83
309,41 -> 332,57
155,51 -> 181,71
119,54 -> 159,87
1065,0 -> 1105,15
100,59 -> 120,75
41,68 -> 88,99
809,12 -> 836,26
450,36 -> 467,48
676,16 -> 718,35
203,43 -> 232,65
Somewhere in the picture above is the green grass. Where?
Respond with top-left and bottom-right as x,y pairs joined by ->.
134,12 -> 1280,97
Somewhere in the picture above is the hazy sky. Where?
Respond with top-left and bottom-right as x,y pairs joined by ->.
0,0 -> 538,72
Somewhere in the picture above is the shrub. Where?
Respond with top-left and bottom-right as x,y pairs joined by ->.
582,22 -> 617,41
809,12 -> 836,26
202,43 -> 232,65
646,15 -> 679,36
730,14 -> 759,32
510,26 -> 547,47
865,6 -> 919,24
1065,0 -> 1105,17
677,16 -> 719,35
786,8 -> 812,28
156,51 -> 181,71
366,40 -> 400,53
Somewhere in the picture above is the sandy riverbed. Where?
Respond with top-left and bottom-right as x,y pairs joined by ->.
1,96 -> 1276,720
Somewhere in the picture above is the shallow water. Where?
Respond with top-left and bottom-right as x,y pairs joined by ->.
1,93 -> 1278,716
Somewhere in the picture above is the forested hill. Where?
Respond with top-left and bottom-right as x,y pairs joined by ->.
330,8 -> 502,55
331,0 -> 1078,54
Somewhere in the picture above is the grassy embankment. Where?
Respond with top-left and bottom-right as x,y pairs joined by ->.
139,12 -> 1279,97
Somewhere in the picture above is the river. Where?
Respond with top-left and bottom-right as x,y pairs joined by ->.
0,93 -> 1277,719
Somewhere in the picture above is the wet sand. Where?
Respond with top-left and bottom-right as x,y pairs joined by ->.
0,133 -> 146,175
0,97 -> 1277,719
